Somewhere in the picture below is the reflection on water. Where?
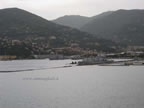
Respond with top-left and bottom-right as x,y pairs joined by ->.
0,59 -> 144,108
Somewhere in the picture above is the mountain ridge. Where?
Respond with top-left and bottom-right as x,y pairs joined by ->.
53,9 -> 144,46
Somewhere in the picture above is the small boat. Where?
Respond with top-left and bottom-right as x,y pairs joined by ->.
70,61 -> 77,64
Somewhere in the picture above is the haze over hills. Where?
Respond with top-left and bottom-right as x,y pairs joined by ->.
54,9 -> 144,46
53,15 -> 90,29
0,8 -> 117,57
91,11 -> 114,20
53,11 -> 113,29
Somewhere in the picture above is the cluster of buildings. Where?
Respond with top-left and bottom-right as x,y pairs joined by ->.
0,37 -> 144,60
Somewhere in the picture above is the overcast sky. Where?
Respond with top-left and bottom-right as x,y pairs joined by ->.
0,0 -> 144,20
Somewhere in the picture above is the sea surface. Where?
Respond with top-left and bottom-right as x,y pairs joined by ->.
0,59 -> 144,108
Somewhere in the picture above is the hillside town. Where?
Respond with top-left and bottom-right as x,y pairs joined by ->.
0,37 -> 144,61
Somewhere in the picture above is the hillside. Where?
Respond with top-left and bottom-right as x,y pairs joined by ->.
53,15 -> 90,29
0,8 -> 117,57
81,9 -> 144,45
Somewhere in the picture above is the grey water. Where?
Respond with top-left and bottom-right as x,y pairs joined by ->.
0,59 -> 144,108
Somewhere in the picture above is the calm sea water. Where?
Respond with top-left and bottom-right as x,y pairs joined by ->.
0,59 -> 144,108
